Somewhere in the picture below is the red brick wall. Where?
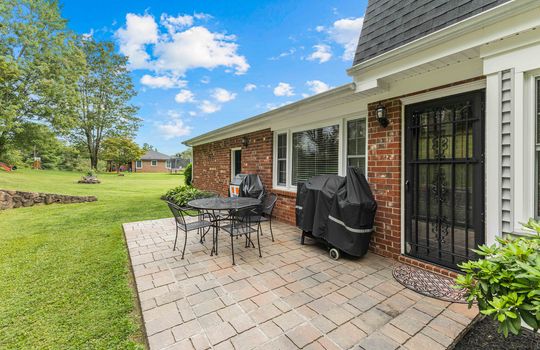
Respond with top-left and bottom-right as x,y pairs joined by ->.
193,129 -> 273,196
367,99 -> 402,259
133,160 -> 169,173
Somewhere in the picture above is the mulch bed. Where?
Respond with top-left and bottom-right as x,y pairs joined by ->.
453,317 -> 539,350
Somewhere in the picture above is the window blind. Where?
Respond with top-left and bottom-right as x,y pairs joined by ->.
292,125 -> 339,185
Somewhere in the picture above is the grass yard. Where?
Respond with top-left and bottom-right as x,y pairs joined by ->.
0,169 -> 182,349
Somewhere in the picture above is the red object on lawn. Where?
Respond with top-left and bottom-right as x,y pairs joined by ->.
0,162 -> 12,172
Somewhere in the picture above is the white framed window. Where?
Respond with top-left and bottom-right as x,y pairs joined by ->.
166,160 -> 171,169
151,160 -> 157,166
135,160 -> 142,169
346,118 -> 367,175
276,133 -> 287,186
273,115 -> 367,191
231,147 -> 242,180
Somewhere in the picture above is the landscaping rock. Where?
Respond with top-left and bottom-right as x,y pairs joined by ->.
78,176 -> 101,184
0,189 -> 97,210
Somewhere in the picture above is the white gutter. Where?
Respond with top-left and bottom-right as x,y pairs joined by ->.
183,83 -> 355,147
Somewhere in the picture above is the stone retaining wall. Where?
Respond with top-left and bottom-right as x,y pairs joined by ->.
0,190 -> 97,210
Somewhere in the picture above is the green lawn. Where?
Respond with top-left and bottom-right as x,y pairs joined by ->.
0,169 -> 182,349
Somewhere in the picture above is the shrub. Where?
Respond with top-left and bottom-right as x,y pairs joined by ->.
456,218 -> 540,337
162,186 -> 213,207
184,163 -> 192,186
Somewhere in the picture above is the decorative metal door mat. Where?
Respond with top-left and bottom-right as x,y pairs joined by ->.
393,264 -> 468,303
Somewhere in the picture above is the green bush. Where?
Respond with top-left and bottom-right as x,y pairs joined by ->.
456,218 -> 540,337
184,163 -> 192,186
162,186 -> 213,207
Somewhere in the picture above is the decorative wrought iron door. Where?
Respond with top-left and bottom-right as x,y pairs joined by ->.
405,90 -> 485,270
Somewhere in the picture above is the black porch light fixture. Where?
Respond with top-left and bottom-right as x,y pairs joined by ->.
376,103 -> 389,128
241,136 -> 249,147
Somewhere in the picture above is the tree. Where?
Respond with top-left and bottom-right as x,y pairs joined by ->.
70,38 -> 140,169
100,137 -> 143,174
0,0 -> 85,160
176,148 -> 192,162
142,143 -> 157,152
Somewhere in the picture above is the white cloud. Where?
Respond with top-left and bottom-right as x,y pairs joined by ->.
116,13 -> 249,75
188,111 -> 197,116
160,14 -> 194,34
194,12 -> 213,20
315,26 -> 325,33
116,13 -> 159,69
156,111 -> 192,139
154,26 -> 249,75
244,83 -> 256,92
212,88 -> 236,103
174,89 -> 196,103
306,80 -> 331,95
307,44 -> 332,63
269,48 -> 296,61
328,17 -> 364,61
273,82 -> 294,97
140,74 -> 186,89
199,100 -> 221,114
266,101 -> 293,110
200,76 -> 210,84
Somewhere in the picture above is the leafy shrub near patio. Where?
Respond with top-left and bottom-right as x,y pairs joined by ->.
162,185 -> 213,207
184,163 -> 192,186
456,218 -> 540,337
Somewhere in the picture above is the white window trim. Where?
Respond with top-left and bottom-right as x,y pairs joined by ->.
135,160 -> 142,169
272,115 -> 368,192
151,160 -> 157,166
230,147 -> 242,180
165,160 -> 171,169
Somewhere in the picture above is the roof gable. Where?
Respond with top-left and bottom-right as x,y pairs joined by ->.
353,0 -> 510,66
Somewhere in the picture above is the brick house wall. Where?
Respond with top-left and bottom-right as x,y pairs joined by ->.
132,159 -> 170,173
193,129 -> 273,196
191,78 -> 484,277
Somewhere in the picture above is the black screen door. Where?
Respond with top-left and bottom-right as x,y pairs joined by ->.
405,90 -> 485,270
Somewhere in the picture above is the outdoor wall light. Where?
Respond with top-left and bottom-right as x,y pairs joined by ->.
376,103 -> 389,128
242,136 -> 249,147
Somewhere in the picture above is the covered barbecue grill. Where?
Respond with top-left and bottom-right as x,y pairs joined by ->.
296,167 -> 377,259
229,174 -> 265,199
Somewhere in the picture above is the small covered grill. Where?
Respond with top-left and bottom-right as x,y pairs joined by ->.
296,167 -> 377,259
229,174 -> 265,199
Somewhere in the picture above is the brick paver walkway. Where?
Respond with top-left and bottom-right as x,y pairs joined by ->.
123,218 -> 478,350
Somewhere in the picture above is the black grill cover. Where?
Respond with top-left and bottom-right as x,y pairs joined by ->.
296,167 -> 377,257
239,174 -> 265,199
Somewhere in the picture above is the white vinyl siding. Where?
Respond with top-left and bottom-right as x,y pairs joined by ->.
501,70 -> 513,233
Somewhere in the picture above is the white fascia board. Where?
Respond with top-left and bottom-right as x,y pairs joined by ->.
484,41 -> 540,75
183,84 -> 355,146
349,1 -> 540,91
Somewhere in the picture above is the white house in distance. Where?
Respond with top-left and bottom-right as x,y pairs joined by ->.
184,0 -> 540,276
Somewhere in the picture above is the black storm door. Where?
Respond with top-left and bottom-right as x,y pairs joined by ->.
405,90 -> 485,270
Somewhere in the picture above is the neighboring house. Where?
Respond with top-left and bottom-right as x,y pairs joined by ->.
132,150 -> 172,173
184,0 -> 540,275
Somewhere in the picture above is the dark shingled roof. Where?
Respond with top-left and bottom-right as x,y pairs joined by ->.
353,0 -> 510,65
140,150 -> 171,160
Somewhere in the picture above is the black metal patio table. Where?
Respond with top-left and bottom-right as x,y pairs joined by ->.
187,197 -> 261,255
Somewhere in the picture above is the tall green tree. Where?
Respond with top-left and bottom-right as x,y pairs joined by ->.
142,143 -> 157,152
101,136 -> 143,174
71,38 -> 140,169
0,0 -> 84,159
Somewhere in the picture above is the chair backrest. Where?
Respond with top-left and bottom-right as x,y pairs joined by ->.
261,193 -> 278,216
166,201 -> 188,229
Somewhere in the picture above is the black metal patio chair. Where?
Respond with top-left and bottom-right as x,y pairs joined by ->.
249,192 -> 278,242
166,201 -> 214,259
220,207 -> 262,265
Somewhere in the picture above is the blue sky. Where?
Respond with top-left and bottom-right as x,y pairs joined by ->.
61,0 -> 368,155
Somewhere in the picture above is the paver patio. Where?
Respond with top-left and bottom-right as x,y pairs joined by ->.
123,218 -> 478,350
